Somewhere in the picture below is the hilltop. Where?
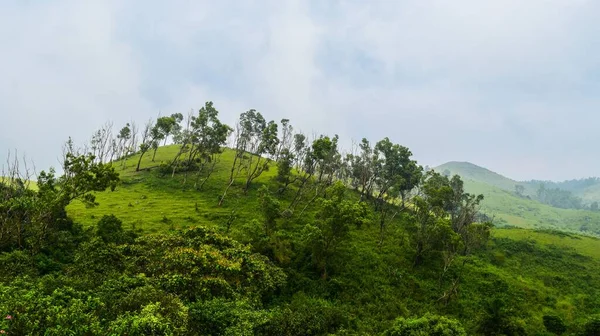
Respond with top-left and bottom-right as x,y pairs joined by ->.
435,161 -> 520,192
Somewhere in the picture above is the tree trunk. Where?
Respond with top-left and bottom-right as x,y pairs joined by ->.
219,180 -> 235,206
136,151 -> 146,172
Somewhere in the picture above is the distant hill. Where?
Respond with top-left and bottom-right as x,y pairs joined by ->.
434,161 -> 600,235
435,161 -> 600,203
434,161 -> 520,192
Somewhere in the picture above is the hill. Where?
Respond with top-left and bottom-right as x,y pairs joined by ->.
60,145 -> 600,334
3,122 -> 600,334
435,162 -> 600,236
435,161 -> 521,192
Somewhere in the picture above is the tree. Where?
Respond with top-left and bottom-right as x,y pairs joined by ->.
243,118 -> 279,192
116,123 -> 131,166
275,118 -> 293,161
188,103 -> 232,189
477,297 -> 526,336
288,133 -> 315,210
135,120 -> 154,172
346,138 -> 377,201
514,184 -> 525,197
382,313 -> 466,336
592,201 -> 599,211
96,214 -> 129,244
409,171 -> 456,266
446,175 -> 484,235
220,110 -> 278,205
0,150 -> 119,252
302,182 -> 369,279
258,185 -> 281,236
298,135 -> 342,215
372,137 -> 422,245
275,148 -> 296,194
89,122 -> 114,164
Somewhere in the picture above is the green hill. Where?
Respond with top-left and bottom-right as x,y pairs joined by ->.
435,162 -> 600,236
3,142 -> 600,334
63,146 -> 600,333
435,161 -> 520,192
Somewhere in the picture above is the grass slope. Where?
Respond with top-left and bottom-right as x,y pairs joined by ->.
68,146 -> 269,234
435,162 -> 600,235
66,146 -> 600,334
465,179 -> 600,234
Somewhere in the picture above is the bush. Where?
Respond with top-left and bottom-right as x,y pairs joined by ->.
543,315 -> 566,335
97,215 -> 124,244
382,313 -> 466,336
259,293 -> 349,336
581,316 -> 600,336
187,298 -> 269,335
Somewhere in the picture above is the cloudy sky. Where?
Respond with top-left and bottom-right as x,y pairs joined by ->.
1,0 -> 599,181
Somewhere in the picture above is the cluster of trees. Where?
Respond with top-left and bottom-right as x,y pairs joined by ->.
535,184 -> 584,210
529,177 -> 600,193
514,183 -> 591,210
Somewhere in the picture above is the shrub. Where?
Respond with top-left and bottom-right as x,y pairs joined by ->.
543,315 -> 566,335
382,313 -> 466,336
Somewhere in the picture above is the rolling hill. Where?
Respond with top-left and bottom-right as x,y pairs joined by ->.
55,145 -> 600,334
435,161 -> 600,236
58,144 -> 600,334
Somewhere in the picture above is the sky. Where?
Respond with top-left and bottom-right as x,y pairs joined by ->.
1,0 -> 599,181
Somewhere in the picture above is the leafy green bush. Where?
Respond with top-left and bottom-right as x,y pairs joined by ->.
259,293 -> 350,336
381,313 -> 466,336
581,316 -> 600,336
543,315 -> 567,335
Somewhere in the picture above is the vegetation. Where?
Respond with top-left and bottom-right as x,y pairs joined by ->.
1,102 -> 600,335
436,162 -> 600,235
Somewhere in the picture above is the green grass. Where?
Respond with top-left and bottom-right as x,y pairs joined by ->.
463,179 -> 600,234
432,162 -> 600,235
68,145 -> 275,234
494,227 -> 600,260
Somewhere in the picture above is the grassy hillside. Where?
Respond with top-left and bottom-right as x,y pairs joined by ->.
68,146 -> 266,234
60,145 -> 600,334
465,179 -> 600,234
435,162 -> 600,235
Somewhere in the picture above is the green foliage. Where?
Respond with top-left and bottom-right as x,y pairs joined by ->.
382,313 -> 466,336
581,316 -> 600,336
108,302 -> 188,336
187,298 -> 269,336
0,227 -> 285,335
543,315 -> 567,335
259,293 -> 349,336
96,214 -> 131,244
477,296 -> 527,336
303,182 -> 370,278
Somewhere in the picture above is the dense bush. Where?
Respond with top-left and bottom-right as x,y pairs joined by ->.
382,313 -> 466,336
